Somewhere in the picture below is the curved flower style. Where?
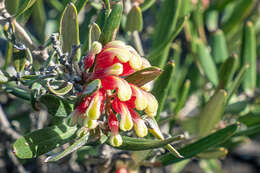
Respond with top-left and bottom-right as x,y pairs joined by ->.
70,40 -> 158,147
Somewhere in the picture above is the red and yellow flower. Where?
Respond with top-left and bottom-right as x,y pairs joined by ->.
69,40 -> 159,147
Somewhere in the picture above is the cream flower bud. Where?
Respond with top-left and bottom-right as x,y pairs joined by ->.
91,41 -> 102,54
110,134 -> 123,147
134,119 -> 148,137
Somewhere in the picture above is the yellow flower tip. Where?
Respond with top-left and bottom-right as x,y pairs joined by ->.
86,93 -> 102,120
131,85 -> 147,110
119,105 -> 133,131
134,119 -> 148,138
103,48 -> 130,63
126,46 -> 142,70
116,78 -> 132,101
107,63 -> 123,76
105,40 -> 126,48
140,81 -> 153,92
144,93 -> 158,117
141,58 -> 151,69
3,23 -> 9,31
91,41 -> 102,54
110,133 -> 123,147
84,118 -> 98,129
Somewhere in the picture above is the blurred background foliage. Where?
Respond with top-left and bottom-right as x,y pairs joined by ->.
0,0 -> 260,172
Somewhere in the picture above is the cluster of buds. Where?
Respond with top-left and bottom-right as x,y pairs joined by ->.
69,40 -> 159,147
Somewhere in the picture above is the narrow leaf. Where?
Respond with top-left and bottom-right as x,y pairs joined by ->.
150,0 -> 182,67
218,54 -> 239,90
241,21 -> 257,93
226,64 -> 249,103
221,0 -> 255,34
112,135 -> 184,151
234,124 -> 260,137
152,61 -> 175,120
210,29 -> 228,64
15,0 -> 37,17
99,2 -> 123,45
197,147 -> 228,159
75,0 -> 89,12
148,15 -> 188,65
157,123 -> 238,165
45,133 -> 89,162
174,80 -> 191,114
196,39 -> 219,86
140,0 -> 156,11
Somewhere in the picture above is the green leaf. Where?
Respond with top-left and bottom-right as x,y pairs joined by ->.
199,159 -> 224,173
46,81 -> 73,96
234,124 -> 260,137
195,39 -> 219,86
152,61 -> 175,120
241,21 -> 257,93
60,3 -> 81,62
4,42 -> 13,70
140,0 -> 156,11
32,0 -> 46,43
125,66 -> 162,87
157,123 -> 238,166
45,133 -> 89,162
197,147 -> 228,159
15,0 -> 37,17
99,2 -> 123,45
226,64 -> 249,103
150,0 -> 182,67
225,100 -> 248,114
112,135 -> 183,151
75,0 -> 89,12
5,0 -> 19,15
13,123 -> 77,159
83,23 -> 102,52
205,10 -> 219,32
13,45 -> 27,73
217,54 -> 239,90
221,0 -> 256,34
199,90 -> 227,137
210,29 -> 228,64
4,85 -> 31,101
125,5 -> 143,32
174,80 -> 191,115
40,94 -> 73,117
238,112 -> 260,127
148,15 -> 188,62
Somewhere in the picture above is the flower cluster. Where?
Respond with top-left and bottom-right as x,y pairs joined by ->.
69,41 -> 158,147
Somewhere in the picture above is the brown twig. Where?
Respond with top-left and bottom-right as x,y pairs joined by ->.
0,105 -> 21,140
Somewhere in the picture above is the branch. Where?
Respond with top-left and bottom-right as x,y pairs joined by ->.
0,105 -> 21,140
